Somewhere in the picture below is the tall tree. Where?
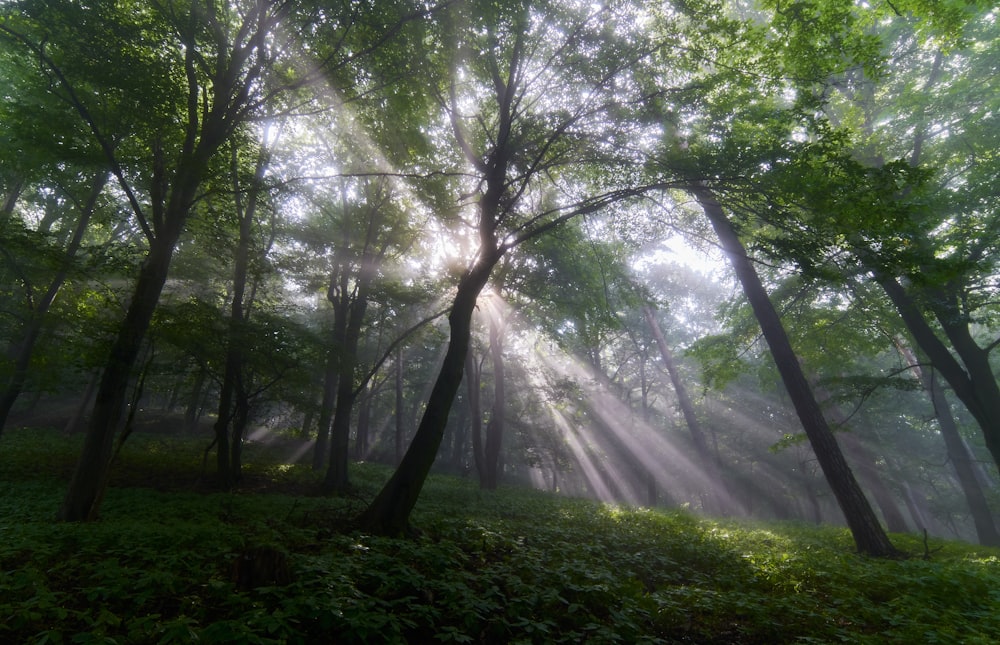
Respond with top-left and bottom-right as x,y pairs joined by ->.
359,0 -> 668,535
213,131 -> 275,489
896,341 -> 1000,546
644,305 -> 735,514
693,185 -> 900,557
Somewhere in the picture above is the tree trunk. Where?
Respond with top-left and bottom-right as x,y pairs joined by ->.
483,310 -> 505,490
394,347 -> 405,465
358,256 -> 498,536
213,363 -> 234,487
215,140 -> 270,486
313,348 -> 338,470
323,291 -> 370,494
644,306 -> 735,515
57,233 -> 180,521
450,393 -> 469,470
876,275 -> 1000,477
229,386 -> 250,483
184,368 -> 206,430
695,185 -> 899,556
466,349 -> 485,483
355,386 -> 372,459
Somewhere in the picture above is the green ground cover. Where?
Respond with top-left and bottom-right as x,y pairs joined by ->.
2,428 -> 999,643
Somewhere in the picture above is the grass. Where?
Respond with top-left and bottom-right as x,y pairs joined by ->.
2,427 -> 999,644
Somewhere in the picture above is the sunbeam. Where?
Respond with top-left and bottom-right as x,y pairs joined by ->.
477,288 -> 746,514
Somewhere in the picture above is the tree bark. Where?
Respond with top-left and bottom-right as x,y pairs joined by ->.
694,185 -> 899,556
355,385 -> 373,459
313,348 -> 338,470
214,142 -> 266,488
323,291 -> 370,494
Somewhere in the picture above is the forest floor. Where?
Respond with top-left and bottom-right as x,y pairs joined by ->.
2,425 -> 999,644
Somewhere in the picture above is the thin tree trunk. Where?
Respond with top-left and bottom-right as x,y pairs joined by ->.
394,347 -> 404,465
483,311 -> 505,490
450,393 -> 469,470
644,306 -> 734,515
313,348 -> 338,470
323,292 -> 370,494
355,386 -> 372,459
214,141 -> 266,488
0,173 -> 107,434
229,386 -> 250,483
876,275 -> 1000,477
184,368 -> 207,430
695,185 -> 899,557
896,342 -> 1000,546
213,364 -> 234,486
466,349 -> 485,484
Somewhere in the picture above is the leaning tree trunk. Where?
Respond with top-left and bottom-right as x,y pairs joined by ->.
57,232 -> 181,521
896,342 -> 1000,546
358,255 -> 498,536
694,185 -> 899,557
644,306 -> 735,515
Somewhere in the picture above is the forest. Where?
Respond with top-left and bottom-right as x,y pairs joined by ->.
2,0 -> 1000,641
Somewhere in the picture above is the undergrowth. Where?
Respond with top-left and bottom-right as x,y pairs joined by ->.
1,427 -> 999,643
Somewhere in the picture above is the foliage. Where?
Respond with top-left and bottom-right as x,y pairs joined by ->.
2,429 -> 999,644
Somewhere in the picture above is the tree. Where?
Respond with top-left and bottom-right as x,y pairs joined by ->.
762,0 -> 1000,478
644,305 -> 736,514
322,178 -> 406,494
212,130 -> 276,489
359,0 -> 668,535
692,185 -> 900,557
896,341 -> 1000,546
